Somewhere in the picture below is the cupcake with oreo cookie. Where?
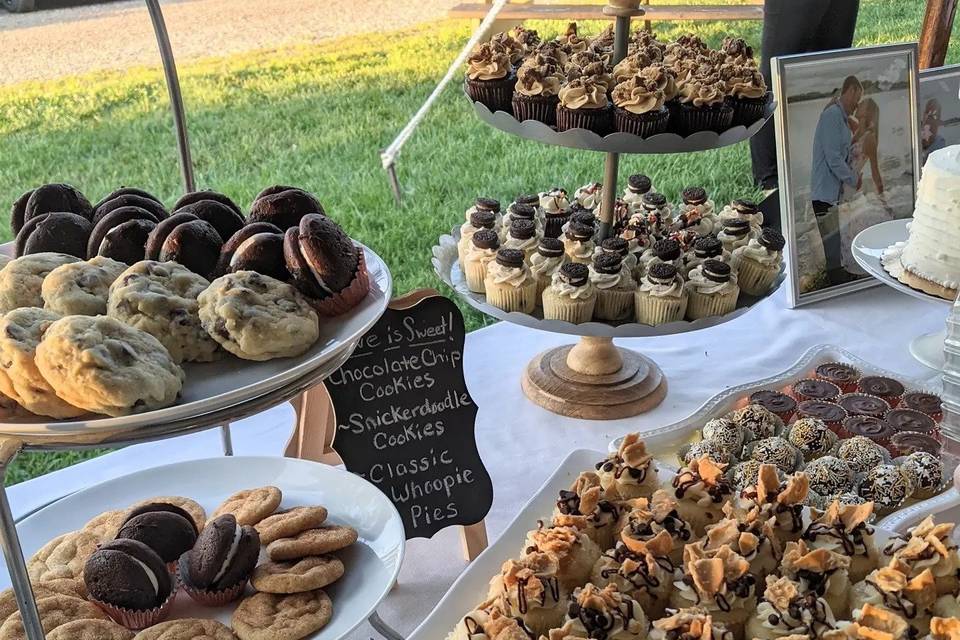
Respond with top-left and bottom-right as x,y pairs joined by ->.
622,174 -> 654,211
635,262 -> 687,325
503,218 -> 539,261
611,75 -> 669,137
530,237 -> 567,303
683,236 -> 728,278
484,248 -> 537,314
675,186 -> 718,236
718,198 -> 763,231
462,228 -> 500,293
464,41 -> 515,113
540,188 -> 572,238
638,237 -> 683,279
458,208 -> 498,266
725,66 -> 771,127
543,262 -> 597,323
717,218 -> 756,253
684,259 -> 739,320
596,236 -> 638,277
730,227 -> 785,295
563,222 -> 596,265
556,77 -> 613,134
589,252 -> 636,322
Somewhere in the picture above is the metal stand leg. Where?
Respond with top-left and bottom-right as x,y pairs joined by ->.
220,424 -> 234,456
0,440 -> 43,640
145,0 -> 195,193
369,611 -> 405,640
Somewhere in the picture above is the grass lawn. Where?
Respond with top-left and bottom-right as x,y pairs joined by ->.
1,0 -> 956,484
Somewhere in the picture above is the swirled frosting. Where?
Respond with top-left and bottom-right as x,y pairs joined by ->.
530,253 -> 566,279
491,31 -> 526,66
612,76 -> 666,114
487,260 -> 533,288
639,64 -> 679,102
685,264 -> 738,296
505,233 -> 539,255
467,42 -> 512,81
559,78 -> 608,110
467,245 -> 498,264
516,62 -> 564,98
540,189 -> 571,214
565,238 -> 596,262
679,76 -> 725,107
732,238 -> 783,269
550,272 -> 596,300
612,52 -> 652,84
588,263 -> 634,291
574,183 -> 602,210
725,66 -> 766,99
718,203 -> 763,228
640,273 -> 684,298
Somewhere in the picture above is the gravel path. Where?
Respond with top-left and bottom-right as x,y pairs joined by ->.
0,0 -> 460,85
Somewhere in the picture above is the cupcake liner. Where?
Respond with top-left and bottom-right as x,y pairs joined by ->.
791,378 -> 840,402
594,288 -> 635,322
180,579 -> 247,606
614,106 -> 670,137
736,257 -> 780,296
512,93 -> 559,126
542,290 -> 596,323
674,102 -> 733,136
535,274 -> 552,305
543,212 -> 571,239
729,93 -> 772,127
314,251 -> 371,317
815,364 -> 863,394
464,75 -> 515,114
92,589 -> 176,630
685,287 -> 739,320
666,99 -> 683,133
556,104 -> 614,135
464,257 -> 491,294
485,280 -> 537,314
634,291 -> 688,326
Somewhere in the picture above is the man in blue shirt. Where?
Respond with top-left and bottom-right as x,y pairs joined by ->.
810,75 -> 862,282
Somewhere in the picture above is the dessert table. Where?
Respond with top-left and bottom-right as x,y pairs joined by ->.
0,283 -> 951,639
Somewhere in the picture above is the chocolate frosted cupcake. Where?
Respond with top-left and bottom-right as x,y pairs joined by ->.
885,408 -> 940,441
684,259 -> 739,320
611,76 -> 669,137
540,188 -> 572,238
530,237 -> 567,303
901,391 -> 943,421
543,262 -> 596,323
838,393 -> 890,419
748,390 -> 797,423
796,400 -> 847,432
841,416 -> 896,451
634,262 -> 687,326
556,77 -> 613,134
465,41 -> 514,113
815,362 -> 861,393
589,252 -> 635,322
484,248 -> 537,314
857,376 -> 905,407
725,66 -> 771,127
793,378 -> 841,402
513,58 -> 564,125
730,227 -> 784,295
674,74 -> 733,135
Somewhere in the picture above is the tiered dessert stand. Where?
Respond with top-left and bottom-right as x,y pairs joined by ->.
434,1 -> 780,419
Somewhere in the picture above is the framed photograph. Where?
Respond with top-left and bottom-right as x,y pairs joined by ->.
920,64 -> 960,166
772,43 -> 921,307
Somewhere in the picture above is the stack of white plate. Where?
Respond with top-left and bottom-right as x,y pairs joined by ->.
944,295 -> 960,439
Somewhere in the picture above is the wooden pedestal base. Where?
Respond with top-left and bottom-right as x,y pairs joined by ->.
521,336 -> 667,419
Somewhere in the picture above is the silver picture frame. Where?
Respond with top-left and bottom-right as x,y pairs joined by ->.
772,43 -> 921,308
920,63 -> 960,167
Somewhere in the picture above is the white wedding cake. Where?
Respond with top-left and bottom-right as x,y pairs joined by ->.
900,144 -> 960,293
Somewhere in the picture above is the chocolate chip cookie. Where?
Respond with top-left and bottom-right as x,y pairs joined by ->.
0,252 -> 80,313
42,256 -> 127,316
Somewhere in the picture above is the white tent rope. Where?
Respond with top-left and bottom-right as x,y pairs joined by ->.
381,0 -> 510,171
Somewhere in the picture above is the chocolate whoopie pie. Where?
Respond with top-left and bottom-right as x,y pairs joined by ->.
145,212 -> 200,260
94,194 -> 168,225
93,187 -> 163,211
174,199 -> 245,242
87,206 -> 160,259
15,212 -> 92,258
159,219 -> 223,279
118,503 -> 199,564
173,190 -> 243,218
513,194 -> 539,207
179,514 -> 260,597
84,538 -> 173,611
99,218 -> 158,265
248,186 -> 325,230
228,233 -> 288,281
216,222 -> 284,277
565,222 -> 593,242
15,183 -> 93,234
507,203 -> 536,222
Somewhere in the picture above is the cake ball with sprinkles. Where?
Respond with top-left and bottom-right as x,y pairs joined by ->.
900,451 -> 943,499
700,417 -> 747,458
730,459 -> 763,492
746,436 -> 802,473
785,417 -> 837,461
803,455 -> 853,496
679,438 -> 732,466
836,435 -> 887,474
857,464 -> 913,511
727,404 -> 783,440
830,491 -> 870,508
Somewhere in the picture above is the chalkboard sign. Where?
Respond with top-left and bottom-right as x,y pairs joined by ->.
326,291 -> 493,540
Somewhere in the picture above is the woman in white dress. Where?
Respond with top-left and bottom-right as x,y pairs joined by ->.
839,97 -> 890,275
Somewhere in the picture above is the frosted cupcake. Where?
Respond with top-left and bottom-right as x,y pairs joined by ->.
845,604 -> 916,640
649,608 -> 734,640
718,198 -> 763,232
638,237 -> 683,278
563,222 -> 595,265
622,174 -> 654,212
746,575 -> 839,640
684,260 -> 739,320
459,208 -> 499,265
590,253 -> 636,322
591,531 -> 675,621
463,228 -> 501,293
882,517 -> 960,597
502,200 -> 542,237
612,75 -> 669,137
667,456 -> 733,536
530,238 -> 568,303
738,465 -> 810,544
636,192 -> 674,238
635,263 -> 687,326
512,58 -> 564,126
522,524 -> 602,589
547,583 -> 649,640
675,186 -> 719,236
543,263 -> 596,323
928,618 -> 960,640
540,188 -> 572,239
802,500 -> 878,583
487,554 -> 567,637
780,539 -> 853,619
596,237 -> 638,278
731,228 -> 785,296
702,516 -> 779,581
464,41 -> 515,113
850,561 -> 936,636
556,77 -> 613,134
596,433 -> 659,500
717,218 -> 756,253
464,196 -> 502,225
484,248 -> 537,313
503,218 -> 539,261
614,490 -> 693,567
574,182 -> 603,211
683,236 -> 729,277
669,543 -> 757,636
451,600 -> 532,640
553,471 -> 621,550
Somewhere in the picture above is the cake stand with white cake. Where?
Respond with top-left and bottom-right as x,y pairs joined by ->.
853,145 -> 960,370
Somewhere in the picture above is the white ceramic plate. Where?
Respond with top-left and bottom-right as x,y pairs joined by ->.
408,448 -> 896,640
3,456 -> 405,640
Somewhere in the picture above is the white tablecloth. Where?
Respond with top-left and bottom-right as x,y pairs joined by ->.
1,284 -> 948,638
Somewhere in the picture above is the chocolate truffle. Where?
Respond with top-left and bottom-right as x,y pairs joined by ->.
786,417 -> 837,460
857,376 -> 905,404
748,389 -> 797,421
84,538 -> 172,611
836,436 -> 887,474
700,418 -> 745,457
680,439 -> 731,466
9,189 -> 32,236
727,404 -> 783,439
179,514 -> 260,592
94,194 -> 168,225
857,464 -> 912,510
117,503 -> 198,563
18,183 -> 93,233
900,451 -> 943,498
792,379 -> 841,402
174,199 -> 245,241
158,219 -> 223,279
804,456 -> 853,496
747,436 -> 801,473
15,212 -> 92,258
98,218 -> 157,265
901,391 -> 942,418
837,393 -> 890,418
173,190 -> 243,218
248,186 -> 325,230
